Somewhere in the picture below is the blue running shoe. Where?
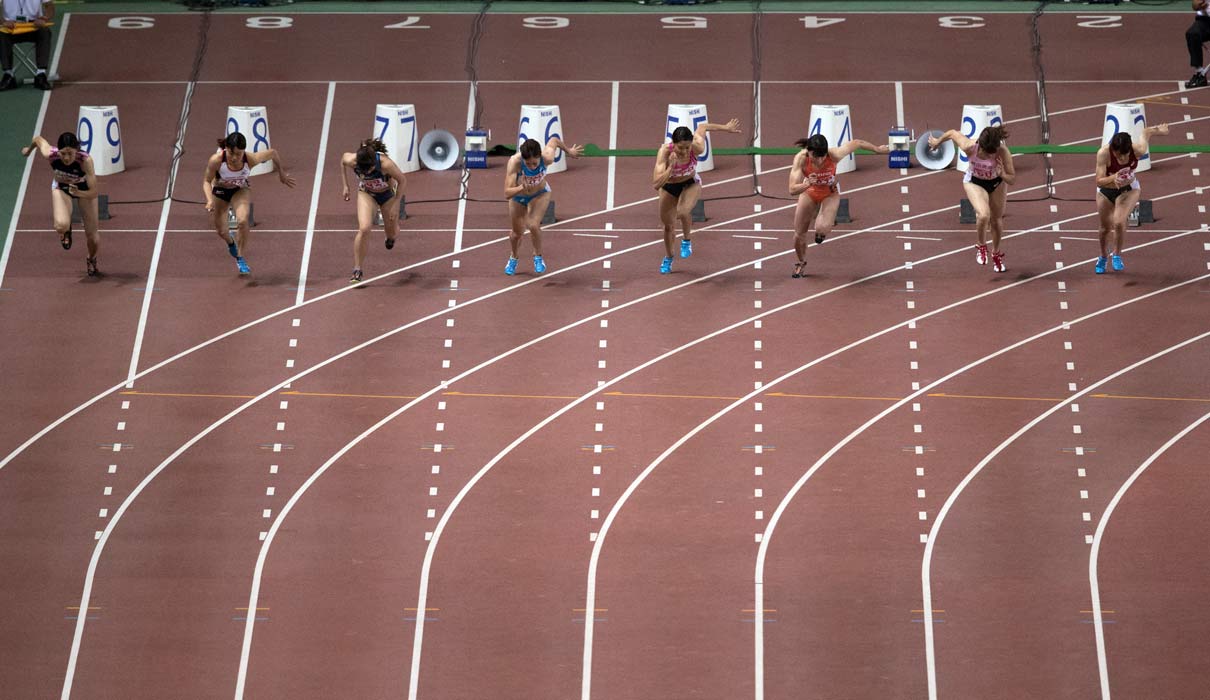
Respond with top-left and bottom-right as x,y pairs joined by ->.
533,255 -> 546,274
504,257 -> 518,275
1111,253 -> 1124,271
680,239 -> 693,258
660,256 -> 673,274
1094,256 -> 1107,274
236,256 -> 251,275
227,234 -> 239,259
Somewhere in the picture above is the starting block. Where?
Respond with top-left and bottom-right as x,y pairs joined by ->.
1128,199 -> 1153,227
542,200 -> 557,225
227,203 -> 255,230
959,198 -> 976,224
373,195 -> 407,225
835,198 -> 851,224
71,194 -> 110,222
691,199 -> 706,222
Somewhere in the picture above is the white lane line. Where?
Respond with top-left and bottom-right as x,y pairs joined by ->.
295,82 -> 336,306
453,82 -> 475,253
606,81 -> 619,211
1090,409 -> 1210,700
924,328 -> 1210,700
573,233 -> 620,239
0,12 -> 69,287
733,234 -> 779,240
897,236 -> 942,241
895,81 -> 905,126
753,79 -> 762,191
124,81 -> 194,389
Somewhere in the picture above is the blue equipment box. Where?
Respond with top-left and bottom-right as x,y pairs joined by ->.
888,127 -> 911,168
465,129 -> 488,169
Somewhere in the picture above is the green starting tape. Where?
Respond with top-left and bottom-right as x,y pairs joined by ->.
496,143 -> 1210,157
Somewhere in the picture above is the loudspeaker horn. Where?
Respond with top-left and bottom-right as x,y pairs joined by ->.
419,129 -> 460,171
916,130 -> 956,170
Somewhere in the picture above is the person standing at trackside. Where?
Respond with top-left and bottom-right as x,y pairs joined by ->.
21,132 -> 101,275
340,138 -> 407,284
0,0 -> 54,90
787,133 -> 889,278
1093,123 -> 1169,274
203,132 -> 295,276
927,126 -> 1016,273
502,135 -> 584,276
1185,0 -> 1210,88
652,118 -> 742,274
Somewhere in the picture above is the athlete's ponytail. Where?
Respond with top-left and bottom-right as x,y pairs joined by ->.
795,134 -> 829,157
356,139 -> 387,170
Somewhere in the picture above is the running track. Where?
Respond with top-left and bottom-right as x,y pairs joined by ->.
0,9 -> 1208,699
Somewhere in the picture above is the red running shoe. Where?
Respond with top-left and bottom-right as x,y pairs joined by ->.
991,251 -> 1006,273
975,244 -> 988,265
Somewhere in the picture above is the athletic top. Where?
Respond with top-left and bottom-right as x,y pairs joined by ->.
49,148 -> 90,189
665,143 -> 698,181
964,146 -> 1001,182
214,150 -> 251,190
803,154 -> 838,195
1106,149 -> 1138,186
517,157 -> 549,192
355,153 -> 391,193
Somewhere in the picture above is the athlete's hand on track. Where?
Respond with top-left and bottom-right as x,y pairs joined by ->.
279,172 -> 297,188
564,143 -> 585,158
722,118 -> 741,133
1155,122 -> 1170,136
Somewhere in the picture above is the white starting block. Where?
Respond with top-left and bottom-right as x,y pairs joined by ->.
373,104 -> 420,174
808,105 -> 855,174
665,103 -> 714,173
226,106 -> 274,176
518,105 -> 566,174
77,106 -> 124,176
1102,102 -> 1150,173
957,105 -> 1003,173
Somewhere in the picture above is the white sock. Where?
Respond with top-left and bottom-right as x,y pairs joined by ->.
1201,66 -> 1210,75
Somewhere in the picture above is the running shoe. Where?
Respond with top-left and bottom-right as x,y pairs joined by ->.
814,233 -> 827,244
236,256 -> 251,275
504,257 -> 518,276
349,268 -> 363,284
1111,253 -> 1124,271
385,236 -> 395,250
991,251 -> 1006,273
227,233 -> 239,258
680,239 -> 692,258
792,261 -> 806,278
1094,256 -> 1107,275
1187,72 -> 1208,89
660,256 -> 673,274
975,243 -> 988,265
533,255 -> 546,274
86,257 -> 98,277
61,227 -> 72,250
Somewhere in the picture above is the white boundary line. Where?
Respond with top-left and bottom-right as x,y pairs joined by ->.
125,81 -> 194,388
295,81 -> 335,306
0,12 -> 70,288
453,82 -> 475,253
922,328 -> 1210,700
607,81 -> 619,211
1090,409 -> 1210,700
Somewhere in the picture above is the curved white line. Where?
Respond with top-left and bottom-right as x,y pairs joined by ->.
922,332 -> 1210,700
1090,410 -> 1210,700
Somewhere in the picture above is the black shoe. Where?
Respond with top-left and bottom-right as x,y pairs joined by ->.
0,73 -> 17,91
86,257 -> 98,277
32,73 -> 51,90
1186,72 -> 1208,89
385,236 -> 395,250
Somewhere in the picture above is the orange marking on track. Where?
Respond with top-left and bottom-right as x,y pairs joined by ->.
766,392 -> 901,401
1091,393 -> 1210,403
928,392 -> 1060,402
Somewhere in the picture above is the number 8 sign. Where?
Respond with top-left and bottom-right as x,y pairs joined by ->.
226,106 -> 275,176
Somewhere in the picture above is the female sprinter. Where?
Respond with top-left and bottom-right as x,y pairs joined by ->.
502,135 -> 583,275
21,132 -> 101,276
203,132 -> 295,275
788,133 -> 889,277
340,138 -> 407,283
652,118 -> 741,274
928,125 -> 1015,272
1093,123 -> 1169,274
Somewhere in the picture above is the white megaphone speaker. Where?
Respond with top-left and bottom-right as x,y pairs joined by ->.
419,129 -> 460,170
916,130 -> 956,171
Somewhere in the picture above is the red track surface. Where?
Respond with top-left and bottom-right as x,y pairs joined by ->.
1,10 -> 1208,700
